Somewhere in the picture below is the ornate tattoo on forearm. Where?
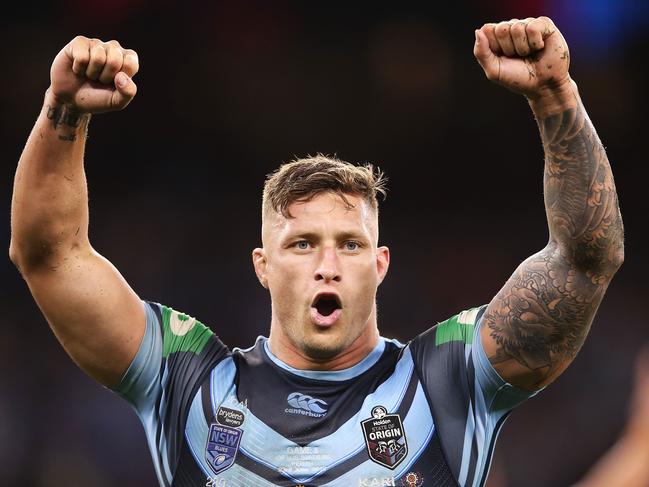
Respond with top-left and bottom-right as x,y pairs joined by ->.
484,104 -> 624,388
46,104 -> 89,142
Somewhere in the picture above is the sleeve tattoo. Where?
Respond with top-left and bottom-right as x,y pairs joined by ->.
483,103 -> 624,389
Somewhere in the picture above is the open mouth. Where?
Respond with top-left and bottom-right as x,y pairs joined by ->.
312,293 -> 342,317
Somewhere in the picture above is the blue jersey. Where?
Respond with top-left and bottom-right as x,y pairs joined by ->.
113,302 -> 536,486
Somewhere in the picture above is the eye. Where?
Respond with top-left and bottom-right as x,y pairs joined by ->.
344,241 -> 360,251
295,240 -> 310,250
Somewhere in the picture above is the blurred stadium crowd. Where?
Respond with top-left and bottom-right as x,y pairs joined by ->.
1,1 -> 648,485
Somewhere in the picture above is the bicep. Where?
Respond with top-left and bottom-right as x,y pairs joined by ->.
480,243 -> 612,391
23,247 -> 145,388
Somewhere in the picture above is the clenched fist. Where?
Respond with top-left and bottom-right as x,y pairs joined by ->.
474,17 -> 571,100
49,36 -> 139,113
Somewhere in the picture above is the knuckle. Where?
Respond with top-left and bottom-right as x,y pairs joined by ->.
124,56 -> 138,70
107,39 -> 122,47
72,35 -> 89,44
537,16 -> 555,31
93,51 -> 107,62
124,49 -> 138,62
106,50 -> 123,66
123,50 -> 139,71
526,22 -> 541,37
105,59 -> 121,72
494,23 -> 509,36
75,49 -> 90,63
511,23 -> 525,35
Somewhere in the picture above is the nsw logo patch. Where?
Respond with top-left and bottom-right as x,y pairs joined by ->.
361,406 -> 408,470
205,423 -> 242,475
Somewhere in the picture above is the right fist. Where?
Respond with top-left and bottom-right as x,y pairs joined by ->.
50,36 -> 139,113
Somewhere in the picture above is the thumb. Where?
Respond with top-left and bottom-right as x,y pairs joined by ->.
110,72 -> 137,110
473,29 -> 500,82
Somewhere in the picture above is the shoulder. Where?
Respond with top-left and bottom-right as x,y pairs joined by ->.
409,305 -> 487,358
145,301 -> 230,358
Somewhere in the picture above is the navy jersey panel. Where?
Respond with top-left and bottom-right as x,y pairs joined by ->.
410,306 -> 538,487
112,301 -> 230,486
233,337 -> 405,445
113,304 -> 536,486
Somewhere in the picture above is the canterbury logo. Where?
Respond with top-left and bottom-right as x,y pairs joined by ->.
285,393 -> 328,417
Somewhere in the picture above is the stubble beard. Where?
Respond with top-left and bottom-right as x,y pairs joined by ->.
282,310 -> 361,362
287,318 -> 348,361
274,297 -> 376,363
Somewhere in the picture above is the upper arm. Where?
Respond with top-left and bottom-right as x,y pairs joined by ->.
480,242 -> 616,391
21,246 -> 145,388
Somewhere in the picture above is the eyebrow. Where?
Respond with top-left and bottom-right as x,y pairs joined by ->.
285,231 -> 368,242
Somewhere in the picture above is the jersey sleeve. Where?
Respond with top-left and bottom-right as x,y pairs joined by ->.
111,301 -> 230,485
409,305 -> 540,487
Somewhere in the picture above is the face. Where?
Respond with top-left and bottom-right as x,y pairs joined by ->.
253,192 -> 390,365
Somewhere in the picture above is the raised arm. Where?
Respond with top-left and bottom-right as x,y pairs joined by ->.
473,17 -> 624,390
9,37 -> 144,387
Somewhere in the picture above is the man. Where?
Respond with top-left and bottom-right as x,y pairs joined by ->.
9,16 -> 623,487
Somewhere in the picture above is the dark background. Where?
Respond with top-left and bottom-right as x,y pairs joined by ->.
1,1 -> 648,486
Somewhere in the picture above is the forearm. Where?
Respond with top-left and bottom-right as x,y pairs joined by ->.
532,81 -> 624,272
480,82 -> 625,390
10,89 -> 92,271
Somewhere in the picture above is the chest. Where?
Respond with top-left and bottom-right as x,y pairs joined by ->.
180,353 -> 448,486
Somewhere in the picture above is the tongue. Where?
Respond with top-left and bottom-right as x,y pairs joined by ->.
310,307 -> 342,327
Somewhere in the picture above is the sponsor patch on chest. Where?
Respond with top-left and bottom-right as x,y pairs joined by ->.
361,406 -> 408,470
216,405 -> 245,428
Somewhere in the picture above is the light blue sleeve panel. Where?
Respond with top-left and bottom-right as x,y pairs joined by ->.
111,301 -> 171,485
460,315 -> 542,487
110,301 -> 230,487
409,306 -> 543,487
113,301 -> 163,413
471,316 -> 541,415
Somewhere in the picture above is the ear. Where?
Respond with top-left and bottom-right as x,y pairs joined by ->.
252,248 -> 269,289
376,246 -> 390,285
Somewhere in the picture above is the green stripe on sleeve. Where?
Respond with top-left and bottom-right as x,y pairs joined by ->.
435,314 -> 476,346
161,305 -> 214,358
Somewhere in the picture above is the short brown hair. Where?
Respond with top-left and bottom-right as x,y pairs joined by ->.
262,154 -> 387,219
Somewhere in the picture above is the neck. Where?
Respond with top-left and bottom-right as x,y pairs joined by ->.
268,315 -> 380,371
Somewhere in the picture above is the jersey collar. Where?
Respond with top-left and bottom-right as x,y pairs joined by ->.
261,336 -> 390,381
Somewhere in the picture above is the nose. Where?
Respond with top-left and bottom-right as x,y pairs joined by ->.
314,247 -> 341,282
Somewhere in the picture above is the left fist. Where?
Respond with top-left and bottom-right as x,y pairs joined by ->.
474,17 -> 570,99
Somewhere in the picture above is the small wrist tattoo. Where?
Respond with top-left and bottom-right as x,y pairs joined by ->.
46,104 -> 89,141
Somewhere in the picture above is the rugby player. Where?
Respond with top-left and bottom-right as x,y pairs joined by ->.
9,16 -> 624,487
